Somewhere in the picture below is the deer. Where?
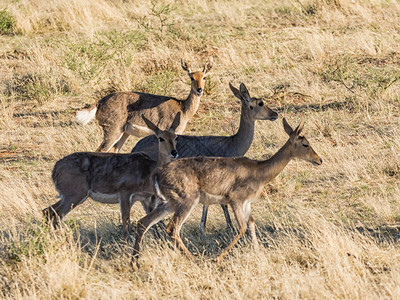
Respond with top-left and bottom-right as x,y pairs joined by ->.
132,118 -> 322,267
43,113 -> 181,240
131,82 -> 278,234
75,58 -> 213,153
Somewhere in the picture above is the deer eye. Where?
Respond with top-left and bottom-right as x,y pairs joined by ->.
159,137 -> 165,142
250,106 -> 253,110
258,102 -> 264,107
303,144 -> 309,148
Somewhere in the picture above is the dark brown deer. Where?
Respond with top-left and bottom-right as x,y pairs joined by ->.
131,83 -> 278,233
75,58 -> 212,153
132,118 -> 322,267
43,113 -> 181,239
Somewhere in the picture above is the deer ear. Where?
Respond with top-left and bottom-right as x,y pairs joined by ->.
230,82 -> 250,106
295,121 -> 304,137
169,112 -> 181,132
181,58 -> 192,73
229,82 -> 242,100
203,57 -> 213,75
142,115 -> 160,135
287,121 -> 304,143
239,83 -> 251,100
283,118 -> 293,136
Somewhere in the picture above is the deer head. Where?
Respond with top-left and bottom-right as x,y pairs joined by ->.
229,82 -> 278,121
283,118 -> 322,165
142,113 -> 180,159
181,57 -> 213,97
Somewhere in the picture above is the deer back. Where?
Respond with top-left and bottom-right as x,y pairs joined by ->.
132,133 -> 245,161
53,152 -> 156,196
154,156 -> 262,204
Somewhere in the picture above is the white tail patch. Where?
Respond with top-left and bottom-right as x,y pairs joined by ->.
154,175 -> 167,202
76,107 -> 97,126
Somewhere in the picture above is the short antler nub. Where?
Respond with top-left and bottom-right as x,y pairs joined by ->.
181,58 -> 192,73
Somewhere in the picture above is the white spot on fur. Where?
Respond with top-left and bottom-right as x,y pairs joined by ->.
129,194 -> 135,206
243,199 -> 252,221
200,191 -> 224,206
154,176 -> 167,202
75,107 -> 97,126
90,191 -> 119,204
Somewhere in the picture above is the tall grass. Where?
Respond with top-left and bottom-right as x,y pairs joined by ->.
1,0 -> 400,298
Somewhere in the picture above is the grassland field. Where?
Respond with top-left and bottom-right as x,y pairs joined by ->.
0,0 -> 400,298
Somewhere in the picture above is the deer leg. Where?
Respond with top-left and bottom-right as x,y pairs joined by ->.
140,195 -> 167,239
132,203 -> 172,268
199,205 -> 209,234
242,200 -> 259,250
165,217 -> 175,235
96,125 -> 124,153
43,191 -> 88,227
112,132 -> 130,153
200,204 -> 234,234
216,202 -> 247,263
221,204 -> 234,231
248,214 -> 259,251
168,209 -> 196,260
43,199 -> 63,227
120,193 -> 135,241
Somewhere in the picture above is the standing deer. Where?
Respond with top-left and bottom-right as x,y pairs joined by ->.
132,118 -> 322,267
75,58 -> 213,153
43,113 -> 181,239
131,82 -> 278,233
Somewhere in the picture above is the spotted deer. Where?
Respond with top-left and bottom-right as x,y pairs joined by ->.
43,113 -> 181,239
75,58 -> 213,153
132,118 -> 322,267
131,82 -> 278,233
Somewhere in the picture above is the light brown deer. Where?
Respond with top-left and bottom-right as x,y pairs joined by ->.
132,118 -> 322,267
43,113 -> 181,239
75,58 -> 213,153
131,82 -> 278,233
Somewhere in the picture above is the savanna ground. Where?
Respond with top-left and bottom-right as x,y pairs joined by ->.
0,0 -> 400,298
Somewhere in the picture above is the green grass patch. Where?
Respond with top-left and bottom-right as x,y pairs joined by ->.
0,9 -> 15,35
144,70 -> 178,95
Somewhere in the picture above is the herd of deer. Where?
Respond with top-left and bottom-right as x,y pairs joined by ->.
43,58 -> 323,268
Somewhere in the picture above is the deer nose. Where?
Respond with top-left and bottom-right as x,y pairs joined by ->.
270,111 -> 278,121
171,150 -> 178,158
314,158 -> 323,165
197,88 -> 203,93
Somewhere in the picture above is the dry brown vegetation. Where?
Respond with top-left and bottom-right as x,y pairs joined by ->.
0,0 -> 400,298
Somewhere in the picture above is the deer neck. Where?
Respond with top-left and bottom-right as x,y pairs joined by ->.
181,89 -> 201,118
156,151 -> 171,168
231,106 -> 255,155
257,140 -> 293,183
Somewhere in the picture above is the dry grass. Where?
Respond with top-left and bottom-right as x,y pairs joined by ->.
1,0 -> 400,298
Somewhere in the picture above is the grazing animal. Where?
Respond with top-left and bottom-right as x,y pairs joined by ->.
43,113 -> 181,239
76,58 -> 213,153
131,82 -> 278,233
132,118 -> 322,267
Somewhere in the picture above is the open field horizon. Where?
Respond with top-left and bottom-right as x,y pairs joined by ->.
1,0 -> 400,298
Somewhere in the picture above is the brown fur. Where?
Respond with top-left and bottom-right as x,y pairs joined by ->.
76,58 -> 213,153
131,83 -> 279,232
43,114 -> 181,239
132,118 -> 323,267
